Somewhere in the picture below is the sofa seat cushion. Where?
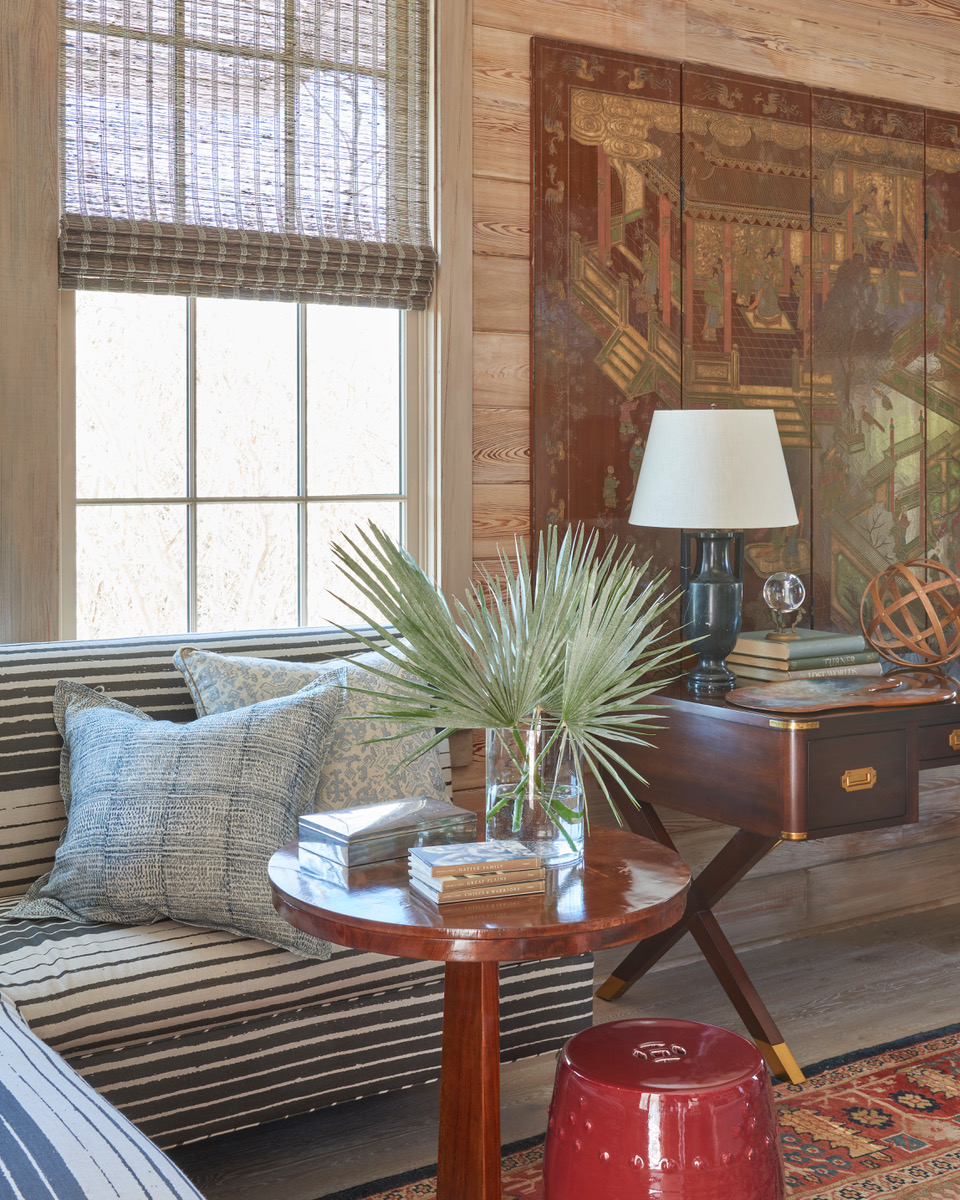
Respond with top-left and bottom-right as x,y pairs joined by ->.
0,990 -> 204,1199
0,898 -> 444,1057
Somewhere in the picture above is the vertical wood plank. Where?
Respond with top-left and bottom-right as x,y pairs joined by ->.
0,0 -> 60,642
437,0 -> 475,599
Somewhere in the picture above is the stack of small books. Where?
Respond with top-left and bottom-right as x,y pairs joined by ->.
727,627 -> 881,683
407,840 -> 545,905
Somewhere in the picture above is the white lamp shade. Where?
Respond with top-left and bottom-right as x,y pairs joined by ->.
629,408 -> 799,530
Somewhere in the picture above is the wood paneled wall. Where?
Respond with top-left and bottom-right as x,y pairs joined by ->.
470,0 -> 960,952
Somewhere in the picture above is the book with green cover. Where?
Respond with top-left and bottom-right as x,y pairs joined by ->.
731,661 -> 882,682
734,628 -> 868,661
726,649 -> 879,672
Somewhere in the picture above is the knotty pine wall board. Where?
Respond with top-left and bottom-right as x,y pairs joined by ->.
473,408 -> 531,485
473,256 -> 529,334
473,24 -> 530,110
472,98 -> 529,184
473,178 -> 529,259
473,333 -> 530,407
472,483 -> 530,560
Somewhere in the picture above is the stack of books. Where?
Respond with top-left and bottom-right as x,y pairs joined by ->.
407,840 -> 545,905
727,627 -> 881,683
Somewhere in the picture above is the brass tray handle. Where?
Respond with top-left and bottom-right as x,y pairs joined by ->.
841,767 -> 877,792
949,729 -> 960,751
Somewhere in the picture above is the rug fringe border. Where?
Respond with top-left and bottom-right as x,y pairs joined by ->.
798,1019 -> 960,1078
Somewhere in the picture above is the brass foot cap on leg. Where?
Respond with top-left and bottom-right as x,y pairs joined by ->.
595,975 -> 628,1002
756,1039 -> 805,1084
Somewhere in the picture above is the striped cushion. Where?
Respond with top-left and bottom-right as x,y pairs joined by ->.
0,897 -> 444,1055
73,953 -> 595,1148
0,898 -> 594,1147
0,990 -> 203,1197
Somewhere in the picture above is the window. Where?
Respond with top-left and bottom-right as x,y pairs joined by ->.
56,0 -> 435,640
1,0 -> 475,649
70,292 -> 416,639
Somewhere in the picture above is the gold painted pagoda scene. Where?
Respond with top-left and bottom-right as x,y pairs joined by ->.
532,39 -> 960,630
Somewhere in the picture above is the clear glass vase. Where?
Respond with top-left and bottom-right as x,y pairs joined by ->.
484,723 -> 585,868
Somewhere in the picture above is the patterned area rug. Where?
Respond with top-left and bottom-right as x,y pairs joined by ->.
317,1023 -> 960,1200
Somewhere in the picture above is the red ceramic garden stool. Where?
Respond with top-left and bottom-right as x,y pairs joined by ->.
543,1018 -> 785,1199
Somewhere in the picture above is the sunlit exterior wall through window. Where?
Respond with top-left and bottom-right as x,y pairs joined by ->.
73,292 -> 406,639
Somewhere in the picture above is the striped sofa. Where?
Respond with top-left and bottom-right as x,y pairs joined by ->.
0,628 -> 594,1160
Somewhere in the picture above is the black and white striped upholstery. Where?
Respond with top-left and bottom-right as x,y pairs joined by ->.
0,629 -> 594,1147
0,991 -> 203,1198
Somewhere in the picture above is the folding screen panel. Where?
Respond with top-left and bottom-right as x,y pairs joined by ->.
810,90 -> 924,629
531,41 -> 682,587
532,37 -> 960,633
681,65 -> 811,627
925,111 -> 960,581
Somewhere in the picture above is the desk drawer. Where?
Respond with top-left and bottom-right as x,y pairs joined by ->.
806,730 -> 907,832
918,721 -> 960,763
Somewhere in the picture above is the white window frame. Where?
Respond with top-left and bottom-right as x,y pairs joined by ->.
59,295 -> 429,640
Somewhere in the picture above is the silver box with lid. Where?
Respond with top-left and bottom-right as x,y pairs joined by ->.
298,796 -> 477,869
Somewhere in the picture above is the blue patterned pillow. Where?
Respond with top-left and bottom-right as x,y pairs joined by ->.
10,677 -> 344,959
173,647 -> 446,811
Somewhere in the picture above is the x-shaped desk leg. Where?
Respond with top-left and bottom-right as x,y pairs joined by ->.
597,800 -> 805,1084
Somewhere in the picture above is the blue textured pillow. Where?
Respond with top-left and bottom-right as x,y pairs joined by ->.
10,676 -> 344,960
173,646 -> 447,811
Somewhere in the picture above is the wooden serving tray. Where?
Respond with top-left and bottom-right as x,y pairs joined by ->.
726,670 -> 957,714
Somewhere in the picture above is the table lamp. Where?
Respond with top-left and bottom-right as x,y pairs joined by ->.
629,408 -> 798,696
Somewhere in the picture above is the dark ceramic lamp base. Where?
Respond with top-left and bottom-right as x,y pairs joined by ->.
683,531 -> 742,697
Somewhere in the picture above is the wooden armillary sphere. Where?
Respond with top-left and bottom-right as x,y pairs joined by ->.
860,558 -> 960,666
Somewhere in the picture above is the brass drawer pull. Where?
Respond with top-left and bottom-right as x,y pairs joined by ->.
841,767 -> 877,792
949,730 -> 960,751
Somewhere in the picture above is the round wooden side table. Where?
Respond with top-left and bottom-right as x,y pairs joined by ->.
269,825 -> 690,1200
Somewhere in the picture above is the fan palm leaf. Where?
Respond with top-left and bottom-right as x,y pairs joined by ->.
329,522 -> 682,829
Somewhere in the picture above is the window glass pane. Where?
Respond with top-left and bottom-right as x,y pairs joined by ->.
307,500 -> 402,627
75,293 -> 186,499
196,298 -> 298,497
196,503 -> 299,631
76,505 -> 187,639
306,307 -> 401,496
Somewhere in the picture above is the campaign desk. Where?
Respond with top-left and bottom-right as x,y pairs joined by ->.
597,677 -> 960,1084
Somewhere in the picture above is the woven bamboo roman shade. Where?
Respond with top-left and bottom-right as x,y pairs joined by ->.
58,0 -> 436,309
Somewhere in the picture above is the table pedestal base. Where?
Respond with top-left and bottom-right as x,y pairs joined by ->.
437,960 -> 502,1200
